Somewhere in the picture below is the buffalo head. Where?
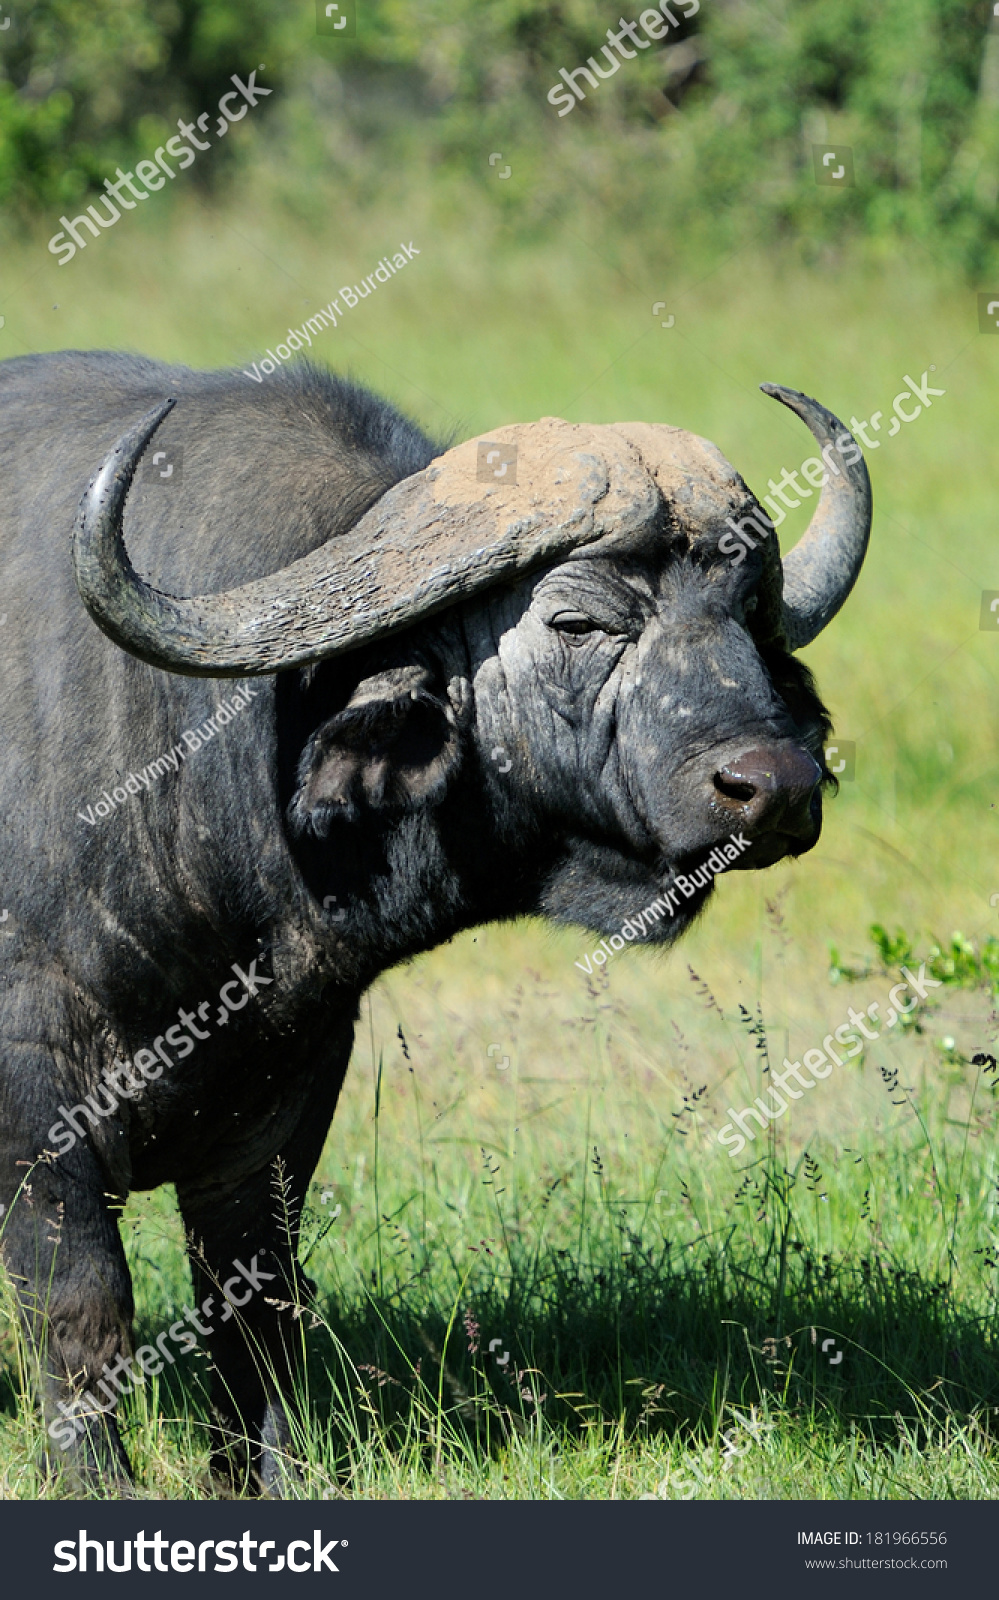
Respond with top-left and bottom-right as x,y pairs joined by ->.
72,385 -> 870,948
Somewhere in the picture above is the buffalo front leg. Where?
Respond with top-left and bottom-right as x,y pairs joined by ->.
176,1141 -> 328,1497
0,1084 -> 136,1494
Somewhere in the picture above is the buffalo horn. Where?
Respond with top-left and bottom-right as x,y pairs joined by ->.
72,406 -> 660,677
755,384 -> 873,649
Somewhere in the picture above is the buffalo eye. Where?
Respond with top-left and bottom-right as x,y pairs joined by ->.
548,612 -> 602,639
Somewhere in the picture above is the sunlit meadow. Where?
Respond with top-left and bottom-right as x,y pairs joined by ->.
1,178 -> 998,1497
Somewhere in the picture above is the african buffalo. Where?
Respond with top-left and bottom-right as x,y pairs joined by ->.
0,351 -> 870,1493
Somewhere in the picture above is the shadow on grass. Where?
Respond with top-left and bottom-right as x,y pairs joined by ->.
115,1229 -> 999,1472
313,1245 -> 998,1443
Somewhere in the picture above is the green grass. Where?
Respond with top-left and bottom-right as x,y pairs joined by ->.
1,185 -> 998,1497
3,927 -> 999,1499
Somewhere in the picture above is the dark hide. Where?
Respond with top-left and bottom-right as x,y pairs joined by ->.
0,352 -> 832,1493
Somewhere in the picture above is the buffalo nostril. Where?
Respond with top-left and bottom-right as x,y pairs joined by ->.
712,745 -> 822,827
713,773 -> 757,804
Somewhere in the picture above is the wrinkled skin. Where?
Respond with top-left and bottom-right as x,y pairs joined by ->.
0,353 -> 832,1497
467,549 -> 829,934
288,542 -> 830,962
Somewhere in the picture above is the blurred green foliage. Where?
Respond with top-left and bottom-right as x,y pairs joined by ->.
4,0 -> 999,272
0,0 -> 295,208
830,926 -> 999,995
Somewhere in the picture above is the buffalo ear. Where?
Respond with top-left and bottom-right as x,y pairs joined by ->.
289,664 -> 464,834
